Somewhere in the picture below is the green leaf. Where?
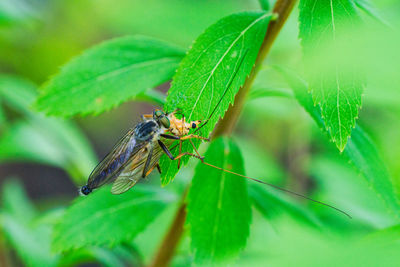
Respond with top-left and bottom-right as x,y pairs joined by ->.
160,11 -> 271,185
249,183 -> 322,228
0,0 -> 39,26
187,137 -> 251,264
354,0 -> 390,26
364,224 -> 400,245
1,180 -> 58,267
52,185 -> 175,252
0,74 -> 37,113
299,0 -> 364,151
0,75 -> 97,184
35,35 -> 185,117
2,179 -> 36,224
136,89 -> 166,107
248,87 -> 293,100
59,247 -> 126,267
277,67 -> 400,217
258,0 -> 270,11
1,215 -> 58,267
344,126 -> 400,217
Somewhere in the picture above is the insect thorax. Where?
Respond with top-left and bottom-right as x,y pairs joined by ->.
168,114 -> 192,136
134,120 -> 159,141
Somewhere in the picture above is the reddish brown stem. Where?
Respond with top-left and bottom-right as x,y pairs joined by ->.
149,200 -> 187,267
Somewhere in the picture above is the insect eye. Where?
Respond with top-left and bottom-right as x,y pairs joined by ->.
154,110 -> 163,118
81,185 -> 92,195
160,117 -> 170,128
192,123 -> 197,129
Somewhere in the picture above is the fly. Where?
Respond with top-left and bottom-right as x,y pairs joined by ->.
80,50 -> 351,219
80,110 -> 205,195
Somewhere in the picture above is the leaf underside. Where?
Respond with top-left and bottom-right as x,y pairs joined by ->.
160,11 -> 271,185
187,137 -> 251,264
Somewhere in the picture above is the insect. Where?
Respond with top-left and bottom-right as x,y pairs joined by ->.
80,110 -> 207,195
80,51 -> 351,218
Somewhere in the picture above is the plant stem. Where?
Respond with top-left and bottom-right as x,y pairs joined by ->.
149,1 -> 297,265
149,190 -> 188,267
213,0 -> 297,137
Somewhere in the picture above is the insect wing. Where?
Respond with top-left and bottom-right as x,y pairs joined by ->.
111,139 -> 173,194
87,129 -> 144,189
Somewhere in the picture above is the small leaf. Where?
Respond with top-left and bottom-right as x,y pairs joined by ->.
187,137 -> 251,264
52,185 -> 175,252
35,36 -> 185,117
277,67 -> 400,217
160,11 -> 271,185
299,0 -> 365,151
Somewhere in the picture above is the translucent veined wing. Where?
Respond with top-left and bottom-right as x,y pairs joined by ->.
87,128 -> 146,190
111,139 -> 173,194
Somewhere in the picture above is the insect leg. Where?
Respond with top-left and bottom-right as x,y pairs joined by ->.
144,163 -> 160,177
188,138 -> 203,158
158,140 -> 174,159
160,134 -> 180,140
156,164 -> 161,174
158,140 -> 203,161
141,114 -> 153,121
160,134 -> 209,142
178,140 -> 182,169
178,114 -> 185,169
180,134 -> 210,142
142,146 -> 154,178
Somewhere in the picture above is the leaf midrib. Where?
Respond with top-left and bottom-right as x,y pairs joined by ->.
210,139 -> 229,259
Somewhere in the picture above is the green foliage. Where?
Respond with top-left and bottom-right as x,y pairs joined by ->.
0,75 -> 97,183
187,137 -> 251,263
248,87 -> 293,100
1,179 -> 58,267
0,0 -> 40,26
52,185 -> 175,252
249,183 -> 322,228
35,36 -> 185,116
2,1 -> 400,266
354,0 -> 389,25
160,11 -> 271,185
2,179 -> 36,224
299,0 -> 364,151
277,67 -> 400,217
258,0 -> 271,11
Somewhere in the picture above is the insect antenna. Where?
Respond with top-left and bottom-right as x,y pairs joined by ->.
200,160 -> 351,219
194,49 -> 249,135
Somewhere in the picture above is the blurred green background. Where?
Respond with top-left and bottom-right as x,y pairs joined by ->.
1,0 -> 400,266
